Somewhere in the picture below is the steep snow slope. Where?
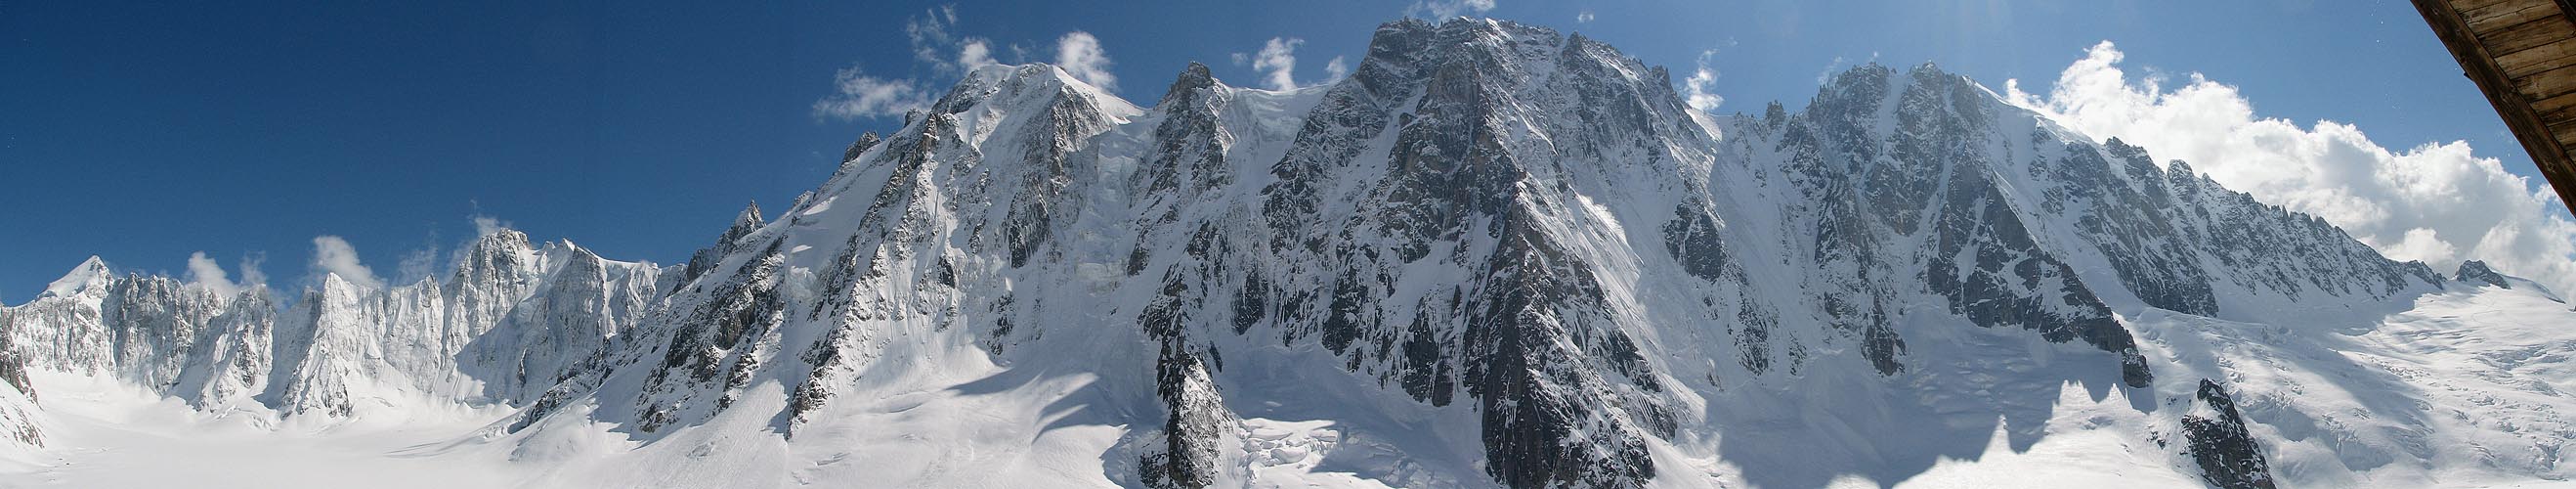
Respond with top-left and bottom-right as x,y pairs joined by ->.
4,17 -> 2575,489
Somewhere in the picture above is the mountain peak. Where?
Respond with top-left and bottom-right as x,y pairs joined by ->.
733,200 -> 763,226
922,63 -> 1143,141
2457,259 -> 2513,289
467,226 -> 534,256
1815,63 -> 1897,103
475,225 -> 531,245
1375,17 -> 1436,34
1358,16 -> 1560,67
2167,157 -> 2198,177
450,226 -> 537,290
841,131 -> 880,163
316,271 -> 355,293
37,255 -> 111,300
955,63 -> 1116,101
715,200 -> 765,247
1158,62 -> 1217,107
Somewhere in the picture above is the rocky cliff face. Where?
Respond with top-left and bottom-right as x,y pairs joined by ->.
0,305 -> 40,453
2181,379 -> 2277,489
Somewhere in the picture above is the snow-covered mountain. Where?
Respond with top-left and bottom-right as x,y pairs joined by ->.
5,17 -> 2575,489
0,229 -> 660,421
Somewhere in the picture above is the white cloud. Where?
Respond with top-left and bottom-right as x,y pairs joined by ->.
1815,56 -> 1848,87
472,215 -> 509,237
2006,40 -> 2576,294
813,67 -> 932,120
1410,0 -> 1497,20
1253,37 -> 1304,91
1324,56 -> 1350,84
958,38 -> 998,71
1684,49 -> 1723,111
1577,10 -> 1596,23
906,5 -> 966,71
2385,228 -> 2459,264
817,6 -> 992,122
309,236 -> 382,289
185,251 -> 237,297
817,7 -> 1127,123
237,252 -> 268,288
396,244 -> 440,287
1054,31 -> 1118,92
1230,52 -> 1250,67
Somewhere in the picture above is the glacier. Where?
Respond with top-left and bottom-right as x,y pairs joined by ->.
3,17 -> 2575,489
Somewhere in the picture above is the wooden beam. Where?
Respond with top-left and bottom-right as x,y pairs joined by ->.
2495,37 -> 2576,77
2467,1 -> 2557,31
2416,0 -> 2576,217
2475,13 -> 2573,56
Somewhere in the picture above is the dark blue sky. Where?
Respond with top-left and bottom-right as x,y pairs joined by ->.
0,0 -> 2527,300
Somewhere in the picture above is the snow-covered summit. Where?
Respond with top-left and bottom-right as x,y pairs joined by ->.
36,256 -> 109,301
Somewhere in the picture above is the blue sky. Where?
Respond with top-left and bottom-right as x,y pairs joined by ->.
1,0 -> 2552,300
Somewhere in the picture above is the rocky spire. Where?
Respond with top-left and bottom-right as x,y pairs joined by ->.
677,200 -> 769,287
2456,259 -> 2512,289
841,132 -> 881,163
2184,379 -> 2279,489
1158,62 -> 1217,108
719,200 -> 764,246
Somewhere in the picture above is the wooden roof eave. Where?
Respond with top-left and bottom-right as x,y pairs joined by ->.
2414,0 -> 2576,218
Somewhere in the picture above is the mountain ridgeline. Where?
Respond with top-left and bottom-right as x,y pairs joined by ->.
4,18 -> 2537,489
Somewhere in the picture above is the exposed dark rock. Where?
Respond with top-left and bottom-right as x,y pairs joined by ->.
1660,201 -> 1734,283
676,201 -> 770,289
1465,210 -> 1655,488
0,308 -> 33,403
2183,379 -> 2277,489
842,131 -> 881,163
2456,260 -> 2512,289
639,242 -> 786,432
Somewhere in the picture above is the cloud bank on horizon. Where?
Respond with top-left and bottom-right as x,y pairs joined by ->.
2006,41 -> 2576,294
